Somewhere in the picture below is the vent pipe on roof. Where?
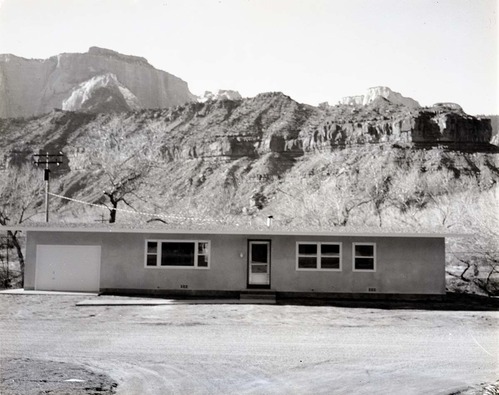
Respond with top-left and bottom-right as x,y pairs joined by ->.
267,215 -> 273,228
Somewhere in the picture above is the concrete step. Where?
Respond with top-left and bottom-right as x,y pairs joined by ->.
240,291 -> 276,301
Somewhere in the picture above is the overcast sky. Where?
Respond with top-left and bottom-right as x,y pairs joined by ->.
0,0 -> 497,114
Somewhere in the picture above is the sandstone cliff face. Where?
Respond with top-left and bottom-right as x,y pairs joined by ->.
300,102 -> 491,151
341,86 -> 420,109
0,47 -> 195,118
0,92 -> 493,171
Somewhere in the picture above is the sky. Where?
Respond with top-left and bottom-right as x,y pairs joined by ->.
0,0 -> 497,114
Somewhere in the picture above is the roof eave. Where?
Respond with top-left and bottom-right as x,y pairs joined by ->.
0,225 -> 472,238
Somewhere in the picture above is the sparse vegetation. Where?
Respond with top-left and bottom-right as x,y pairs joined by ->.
0,165 -> 45,286
80,123 -> 159,223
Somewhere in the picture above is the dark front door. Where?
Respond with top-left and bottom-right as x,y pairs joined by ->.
248,240 -> 271,288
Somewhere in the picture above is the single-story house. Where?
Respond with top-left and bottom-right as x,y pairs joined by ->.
3,225 -> 463,299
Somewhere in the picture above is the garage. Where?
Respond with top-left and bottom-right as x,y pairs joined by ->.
35,245 -> 101,292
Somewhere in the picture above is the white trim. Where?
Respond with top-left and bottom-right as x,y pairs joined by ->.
144,239 -> 210,269
248,240 -> 271,285
296,242 -> 342,271
352,242 -> 376,272
1,225 -> 469,238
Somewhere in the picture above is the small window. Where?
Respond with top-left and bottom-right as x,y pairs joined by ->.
197,242 -> 209,267
298,243 -> 318,269
321,244 -> 340,269
297,242 -> 341,271
353,243 -> 376,271
146,242 -> 158,266
145,240 -> 210,269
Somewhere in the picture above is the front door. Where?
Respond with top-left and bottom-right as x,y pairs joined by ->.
248,240 -> 271,288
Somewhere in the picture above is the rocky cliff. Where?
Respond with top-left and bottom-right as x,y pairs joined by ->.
0,92 -> 493,170
121,93 -> 489,161
341,86 -> 420,109
0,47 -> 195,118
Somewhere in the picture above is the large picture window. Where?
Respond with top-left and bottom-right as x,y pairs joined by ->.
353,243 -> 376,271
145,240 -> 210,269
296,242 -> 342,271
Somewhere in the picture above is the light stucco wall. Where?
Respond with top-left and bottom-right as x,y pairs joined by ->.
24,231 -> 446,295
270,235 -> 445,294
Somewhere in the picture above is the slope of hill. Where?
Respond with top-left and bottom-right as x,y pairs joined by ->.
0,92 -> 495,216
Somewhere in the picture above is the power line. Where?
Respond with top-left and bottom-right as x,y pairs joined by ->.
48,192 -> 234,224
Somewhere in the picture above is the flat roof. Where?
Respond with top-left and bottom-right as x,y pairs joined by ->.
0,224 -> 470,238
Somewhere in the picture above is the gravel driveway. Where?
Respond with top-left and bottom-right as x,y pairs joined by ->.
0,294 -> 497,394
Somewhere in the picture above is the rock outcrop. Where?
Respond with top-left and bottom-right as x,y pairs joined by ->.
0,47 -> 195,118
198,90 -> 242,103
433,102 -> 463,112
0,92 -> 494,172
62,73 -> 141,113
341,86 -> 420,109
300,100 -> 491,151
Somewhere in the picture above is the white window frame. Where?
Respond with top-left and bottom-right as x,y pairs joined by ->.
144,239 -> 210,269
352,242 -> 376,272
296,242 -> 342,271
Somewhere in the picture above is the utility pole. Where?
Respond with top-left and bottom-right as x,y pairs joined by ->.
33,152 -> 64,223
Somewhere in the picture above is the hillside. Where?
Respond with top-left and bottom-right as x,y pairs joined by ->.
0,93 -> 498,294
0,92 -> 496,226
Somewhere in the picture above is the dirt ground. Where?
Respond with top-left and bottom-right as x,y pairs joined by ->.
1,357 -> 117,394
0,294 -> 497,395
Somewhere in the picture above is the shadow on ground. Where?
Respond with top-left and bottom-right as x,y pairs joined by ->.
277,292 -> 499,311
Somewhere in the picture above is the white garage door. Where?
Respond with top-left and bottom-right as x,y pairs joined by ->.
35,245 -> 101,292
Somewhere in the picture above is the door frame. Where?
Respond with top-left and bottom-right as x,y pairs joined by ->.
246,239 -> 271,289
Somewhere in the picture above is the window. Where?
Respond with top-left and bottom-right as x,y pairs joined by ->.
353,243 -> 376,271
296,242 -> 341,271
146,241 -> 158,266
145,240 -> 210,269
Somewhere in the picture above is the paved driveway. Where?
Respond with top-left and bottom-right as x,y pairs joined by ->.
0,295 -> 497,394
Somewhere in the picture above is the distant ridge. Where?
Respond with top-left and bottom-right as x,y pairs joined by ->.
341,86 -> 420,109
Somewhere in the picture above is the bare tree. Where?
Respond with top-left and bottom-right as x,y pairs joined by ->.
275,171 -> 373,228
0,164 -> 45,285
450,188 -> 499,296
82,124 -> 158,223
